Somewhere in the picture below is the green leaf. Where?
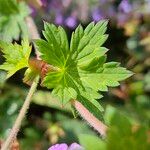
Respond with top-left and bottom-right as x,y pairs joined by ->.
0,39 -> 31,78
105,106 -> 150,150
0,0 -> 30,42
79,134 -> 106,150
78,92 -> 104,120
35,21 -> 132,117
36,22 -> 69,67
32,90 -> 71,112
52,86 -> 77,104
80,62 -> 133,92
79,107 -> 150,150
145,71 -> 150,91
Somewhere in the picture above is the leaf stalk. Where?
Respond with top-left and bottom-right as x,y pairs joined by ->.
72,100 -> 108,136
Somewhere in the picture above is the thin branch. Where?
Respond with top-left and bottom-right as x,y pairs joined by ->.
72,100 -> 108,137
1,17 -> 41,150
1,76 -> 39,150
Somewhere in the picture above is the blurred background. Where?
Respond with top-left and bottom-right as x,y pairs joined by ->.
0,0 -> 150,149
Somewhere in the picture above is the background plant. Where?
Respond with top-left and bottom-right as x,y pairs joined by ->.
0,0 -> 149,150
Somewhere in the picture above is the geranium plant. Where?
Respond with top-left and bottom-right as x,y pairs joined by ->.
0,0 -> 133,150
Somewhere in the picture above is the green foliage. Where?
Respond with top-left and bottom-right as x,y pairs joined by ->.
0,85 -> 25,138
0,39 -> 31,78
0,71 -> 7,88
20,127 -> 47,150
79,134 -> 106,150
32,90 -> 71,112
145,72 -> 150,91
79,106 -> 150,150
60,119 -> 96,143
106,106 -> 150,150
80,62 -> 133,92
0,0 -> 30,42
0,85 -> 95,149
35,21 -> 132,116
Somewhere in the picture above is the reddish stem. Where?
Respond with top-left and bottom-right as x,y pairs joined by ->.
72,100 -> 108,136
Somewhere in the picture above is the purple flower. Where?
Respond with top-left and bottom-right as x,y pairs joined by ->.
55,13 -> 64,25
68,143 -> 83,150
41,0 -> 48,6
48,0 -> 63,10
48,143 -> 68,150
118,0 -> 132,13
65,16 -> 77,28
92,9 -> 104,22
30,6 -> 37,17
48,143 -> 84,150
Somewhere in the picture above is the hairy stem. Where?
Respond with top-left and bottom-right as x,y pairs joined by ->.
1,16 -> 41,150
1,76 -> 39,150
72,100 -> 108,137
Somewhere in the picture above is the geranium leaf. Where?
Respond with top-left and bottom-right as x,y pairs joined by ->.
0,0 -> 30,42
0,39 -> 31,78
35,21 -> 133,116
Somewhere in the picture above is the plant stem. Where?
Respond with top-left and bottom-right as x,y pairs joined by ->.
1,16 -> 41,150
1,76 -> 39,150
72,100 -> 108,137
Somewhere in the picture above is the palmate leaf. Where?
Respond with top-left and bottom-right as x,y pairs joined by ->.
0,39 -> 31,78
35,21 -> 133,117
0,0 -> 30,42
80,62 -> 133,92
